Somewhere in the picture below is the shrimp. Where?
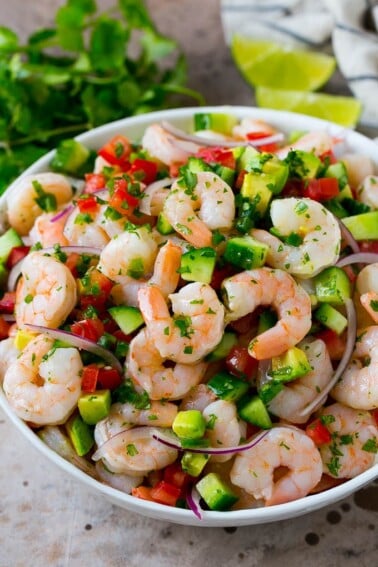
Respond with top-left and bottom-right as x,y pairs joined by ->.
63,205 -> 110,248
252,198 -> 341,278
267,339 -> 333,423
356,175 -> 378,209
29,211 -> 69,247
141,123 -> 200,166
103,400 -> 178,432
331,326 -> 378,410
15,251 -> 77,329
3,334 -> 82,425
232,118 -> 277,139
127,328 -> 207,400
0,337 -> 20,385
341,154 -> 375,190
356,263 -> 378,323
203,400 -> 245,463
163,171 -> 235,247
318,403 -> 378,478
230,426 -> 323,506
110,241 -> 182,308
138,282 -> 225,364
93,423 -> 178,475
7,172 -> 73,236
222,268 -> 312,359
275,131 -> 333,160
180,383 -> 217,412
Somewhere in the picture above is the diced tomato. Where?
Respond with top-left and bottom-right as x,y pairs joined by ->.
319,149 -> 337,165
0,315 -> 10,340
150,480 -> 181,507
306,418 -> 332,446
372,409 -> 378,427
163,463 -> 191,489
98,135 -> 131,168
360,240 -> 378,254
128,158 -> 158,185
302,177 -> 339,201
246,422 -> 260,439
81,364 -> 99,393
113,329 -> 132,343
6,246 -> 30,269
77,195 -> 99,214
97,367 -> 122,390
196,147 -> 236,169
84,173 -> 107,194
0,292 -> 16,314
210,264 -> 236,290
79,294 -> 107,313
132,486 -> 155,502
65,253 -> 81,278
235,169 -> 246,190
226,345 -> 259,379
282,178 -> 304,198
71,318 -> 105,342
315,329 -> 346,361
81,269 -> 114,296
245,131 -> 279,152
109,178 -> 139,214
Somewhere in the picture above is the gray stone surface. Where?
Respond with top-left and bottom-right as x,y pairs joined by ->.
0,1 -> 377,565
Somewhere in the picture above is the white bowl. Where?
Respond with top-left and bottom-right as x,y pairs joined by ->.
1,106 -> 377,527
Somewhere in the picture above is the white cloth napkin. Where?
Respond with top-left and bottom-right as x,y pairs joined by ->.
221,0 -> 378,127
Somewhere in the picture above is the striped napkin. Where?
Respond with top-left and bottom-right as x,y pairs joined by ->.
221,0 -> 378,127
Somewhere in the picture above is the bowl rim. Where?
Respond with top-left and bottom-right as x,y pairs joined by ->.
1,105 -> 377,527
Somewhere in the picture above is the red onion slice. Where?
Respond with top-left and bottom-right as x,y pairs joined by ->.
337,218 -> 360,254
187,486 -> 203,520
161,121 -> 284,149
298,298 -> 356,417
336,252 -> 378,267
23,324 -> 123,374
139,177 -> 175,215
8,259 -> 24,292
50,205 -> 74,223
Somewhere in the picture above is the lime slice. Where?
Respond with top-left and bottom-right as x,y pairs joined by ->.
232,35 -> 336,91
256,87 -> 362,128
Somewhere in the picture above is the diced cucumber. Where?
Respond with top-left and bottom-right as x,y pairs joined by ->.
156,212 -> 174,235
314,303 -> 348,335
172,410 -> 206,440
284,150 -> 322,179
325,198 -> 348,219
51,139 -> 90,175
0,228 -> 23,264
108,305 -> 144,335
193,113 -> 238,135
186,156 -> 212,173
325,162 -> 349,190
235,145 -> 259,172
270,346 -> 311,382
240,172 -> 273,215
207,371 -> 249,402
237,395 -> 272,429
314,266 -> 352,305
179,247 -> 216,284
196,472 -> 239,511
66,414 -> 94,456
259,381 -> 284,405
205,332 -> 238,362
224,235 -> 268,270
258,309 -> 278,334
213,164 -> 235,186
181,451 -> 209,477
244,153 -> 289,195
342,211 -> 378,240
78,389 -> 111,425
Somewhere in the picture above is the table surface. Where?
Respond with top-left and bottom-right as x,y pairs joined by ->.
0,1 -> 377,565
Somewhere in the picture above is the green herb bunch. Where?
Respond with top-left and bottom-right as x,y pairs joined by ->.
0,0 -> 204,194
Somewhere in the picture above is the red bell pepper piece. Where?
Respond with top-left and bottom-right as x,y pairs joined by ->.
84,173 -> 106,194
98,135 -> 131,168
150,480 -> 181,507
319,149 -> 337,165
246,131 -> 279,152
0,315 -> 10,340
226,345 -> 258,379
97,367 -> 122,390
70,318 -> 105,342
6,246 -> 30,269
109,178 -> 139,214
0,292 -> 16,314
196,147 -> 236,169
302,177 -> 339,201
77,195 -> 99,214
128,158 -> 158,185
132,486 -> 155,502
81,364 -> 99,393
306,418 -> 332,446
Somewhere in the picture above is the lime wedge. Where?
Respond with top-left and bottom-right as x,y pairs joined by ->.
232,35 -> 336,91
256,87 -> 362,127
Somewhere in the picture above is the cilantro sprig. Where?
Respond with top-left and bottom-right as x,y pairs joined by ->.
0,0 -> 204,193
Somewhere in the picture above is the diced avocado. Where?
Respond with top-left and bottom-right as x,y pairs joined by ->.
193,112 -> 238,135
244,153 -> 289,195
207,371 -> 249,402
108,305 -> 144,335
270,346 -> 311,382
342,211 -> 378,240
237,395 -> 272,429
51,139 -> 91,175
156,212 -> 174,235
0,228 -> 23,264
240,171 -> 273,215
66,414 -> 94,456
224,235 -> 268,270
179,247 -> 216,284
14,330 -> 36,350
284,150 -> 322,179
181,451 -> 209,477
196,472 -> 239,511
314,266 -> 352,305
258,309 -> 278,334
205,332 -> 238,362
78,390 -> 111,425
337,184 -> 353,200
172,410 -> 206,440
314,303 -> 348,335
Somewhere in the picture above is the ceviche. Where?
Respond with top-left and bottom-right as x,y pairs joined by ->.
0,112 -> 377,519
